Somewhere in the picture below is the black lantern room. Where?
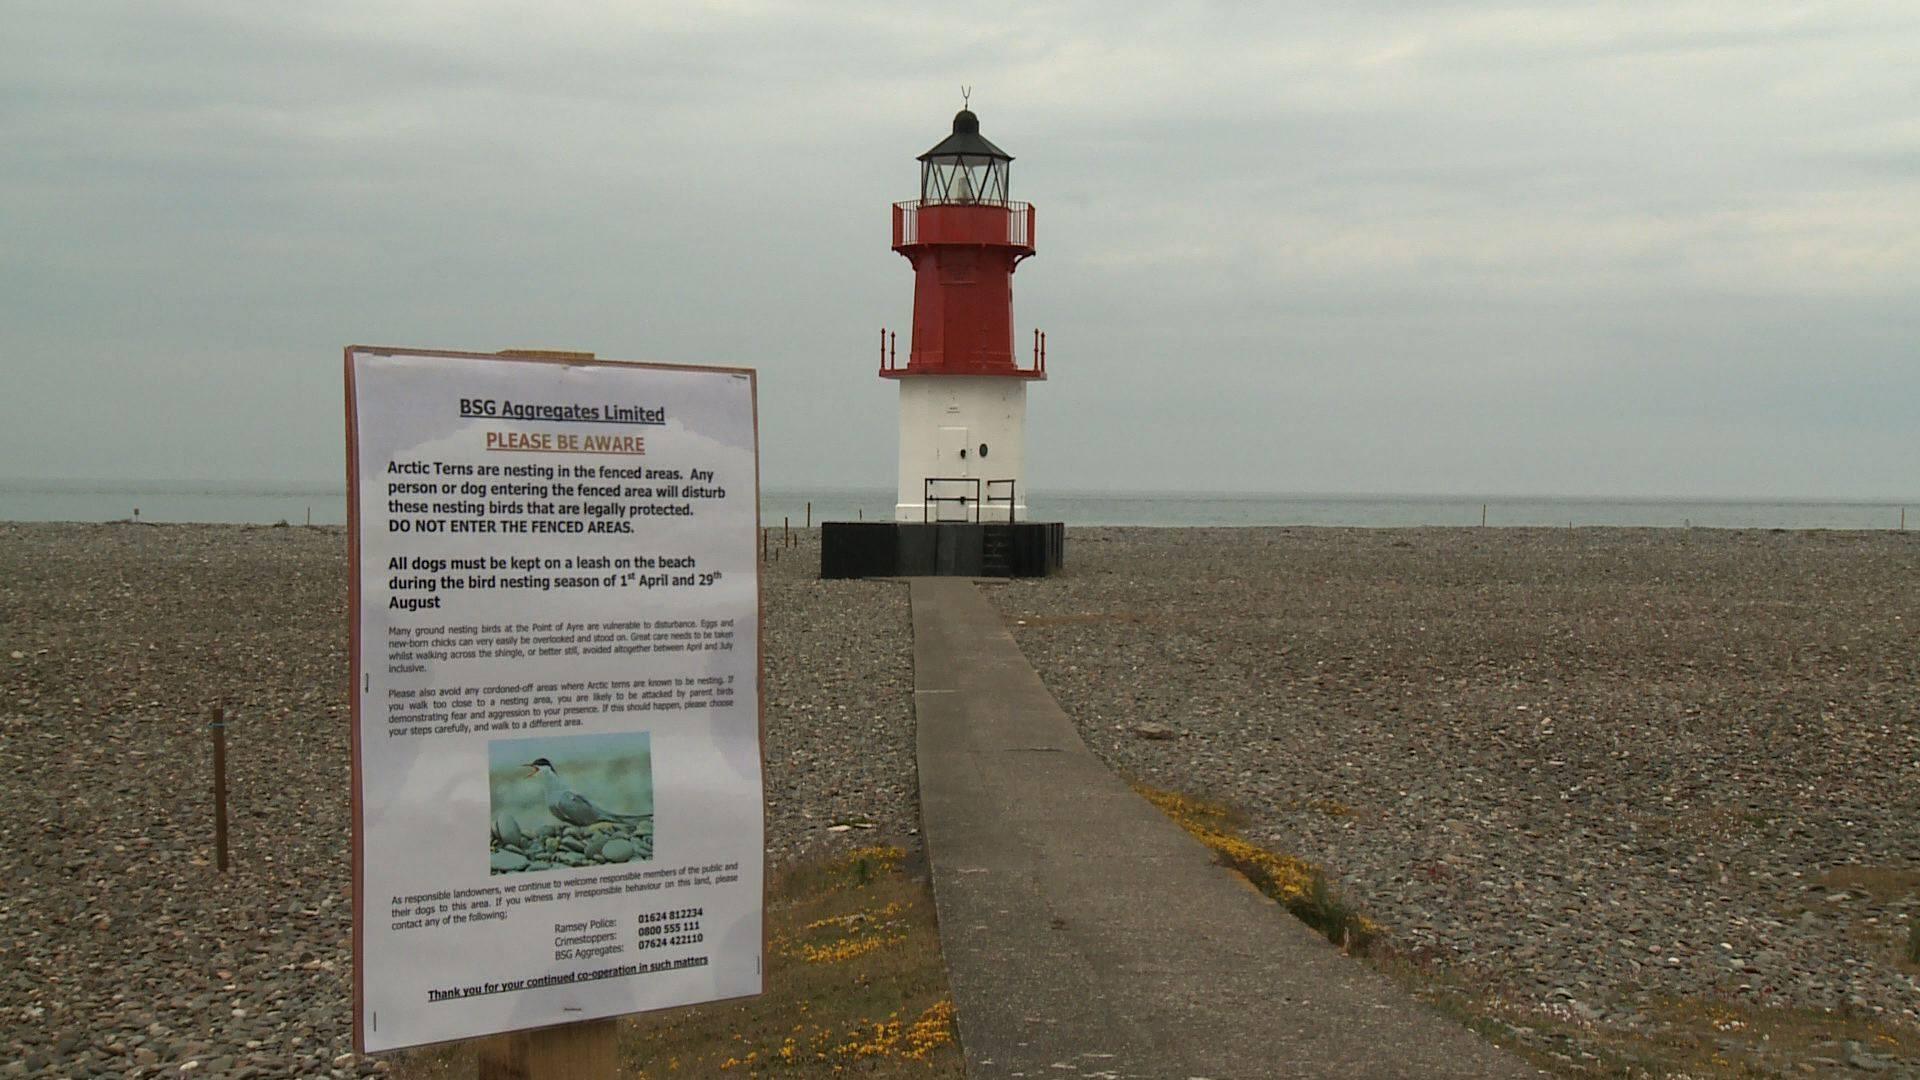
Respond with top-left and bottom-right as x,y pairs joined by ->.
919,109 -> 1011,206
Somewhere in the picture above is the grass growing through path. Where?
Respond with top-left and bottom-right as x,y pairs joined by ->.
1135,785 -> 1379,955
390,845 -> 962,1078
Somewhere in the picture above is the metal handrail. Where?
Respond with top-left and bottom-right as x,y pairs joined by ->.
984,479 -> 1017,523
922,477 -> 980,523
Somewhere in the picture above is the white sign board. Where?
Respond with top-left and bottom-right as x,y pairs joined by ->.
345,347 -> 762,1053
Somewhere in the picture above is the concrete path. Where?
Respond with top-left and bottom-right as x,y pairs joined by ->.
910,578 -> 1541,1079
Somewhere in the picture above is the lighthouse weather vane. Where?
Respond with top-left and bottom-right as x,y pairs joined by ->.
961,85 -> 971,107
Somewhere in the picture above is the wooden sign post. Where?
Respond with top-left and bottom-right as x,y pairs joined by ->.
476,1019 -> 617,1079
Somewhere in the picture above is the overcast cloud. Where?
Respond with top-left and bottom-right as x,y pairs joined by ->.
3,1 -> 1915,497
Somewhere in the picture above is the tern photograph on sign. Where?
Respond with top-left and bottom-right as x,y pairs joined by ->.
345,346 -> 762,1054
489,732 -> 656,874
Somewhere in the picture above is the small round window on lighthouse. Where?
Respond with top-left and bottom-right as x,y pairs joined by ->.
978,443 -> 989,458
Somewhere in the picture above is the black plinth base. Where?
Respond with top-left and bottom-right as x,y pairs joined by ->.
820,521 -> 1066,579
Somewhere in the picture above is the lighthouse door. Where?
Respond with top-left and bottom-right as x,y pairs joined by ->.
940,426 -> 971,476
936,425 -> 971,521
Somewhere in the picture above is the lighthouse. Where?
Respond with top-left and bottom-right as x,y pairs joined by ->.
883,105 -> 1045,523
820,103 -> 1064,578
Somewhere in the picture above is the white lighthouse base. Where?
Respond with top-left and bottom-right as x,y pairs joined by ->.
894,376 -> 1029,522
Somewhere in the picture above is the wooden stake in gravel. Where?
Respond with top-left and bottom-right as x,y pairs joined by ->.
210,707 -> 230,872
476,1019 -> 617,1079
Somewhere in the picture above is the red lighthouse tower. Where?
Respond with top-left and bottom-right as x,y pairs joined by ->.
883,105 -> 1045,522
822,104 -> 1063,578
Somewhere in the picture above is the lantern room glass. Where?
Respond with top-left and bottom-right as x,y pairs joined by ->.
921,156 -> 1010,206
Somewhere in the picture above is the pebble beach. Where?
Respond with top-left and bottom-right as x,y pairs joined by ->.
0,522 -> 913,1078
994,526 -> 1920,1074
3,521 -> 1918,1076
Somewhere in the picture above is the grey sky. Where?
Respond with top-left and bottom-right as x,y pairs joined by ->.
4,1 -> 1915,498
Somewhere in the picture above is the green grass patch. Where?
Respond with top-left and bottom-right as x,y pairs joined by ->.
1818,865 -> 1920,904
391,845 -> 961,1078
1452,992 -> 1920,1078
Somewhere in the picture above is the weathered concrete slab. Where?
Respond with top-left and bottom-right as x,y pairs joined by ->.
910,577 -> 1541,1079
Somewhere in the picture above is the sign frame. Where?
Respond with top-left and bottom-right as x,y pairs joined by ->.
344,345 -> 765,1054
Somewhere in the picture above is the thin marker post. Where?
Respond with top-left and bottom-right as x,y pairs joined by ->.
210,707 -> 229,872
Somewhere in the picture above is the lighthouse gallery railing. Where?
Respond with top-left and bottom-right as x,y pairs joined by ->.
893,200 -> 1034,248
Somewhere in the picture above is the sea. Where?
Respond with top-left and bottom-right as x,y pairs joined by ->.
0,480 -> 1912,531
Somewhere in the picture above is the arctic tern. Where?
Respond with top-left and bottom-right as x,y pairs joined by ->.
522,757 -> 653,830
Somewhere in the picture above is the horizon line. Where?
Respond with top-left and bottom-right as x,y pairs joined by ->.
2,476 -> 1916,507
